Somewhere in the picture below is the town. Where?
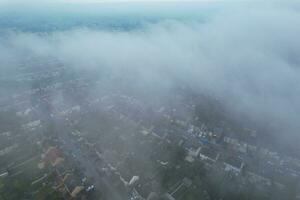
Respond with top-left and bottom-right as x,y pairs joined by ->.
1,56 -> 300,200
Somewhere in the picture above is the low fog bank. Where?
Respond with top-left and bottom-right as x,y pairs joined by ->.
1,2 -> 300,152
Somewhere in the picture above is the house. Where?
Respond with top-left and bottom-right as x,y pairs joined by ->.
121,175 -> 140,187
185,147 -> 201,163
42,146 -> 63,166
163,193 -> 176,200
0,144 -> 18,156
62,173 -> 85,198
22,120 -> 41,130
169,177 -> 192,199
223,156 -> 244,174
71,186 -> 85,198
199,147 -> 219,162
146,192 -> 159,200
224,137 -> 239,146
247,171 -> 271,186
129,188 -> 145,200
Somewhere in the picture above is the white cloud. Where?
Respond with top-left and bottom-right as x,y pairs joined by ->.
1,0 -> 300,148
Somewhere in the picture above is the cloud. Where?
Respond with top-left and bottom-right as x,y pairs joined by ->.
1,1 -> 300,151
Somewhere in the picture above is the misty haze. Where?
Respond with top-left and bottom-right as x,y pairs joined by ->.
0,1 -> 300,200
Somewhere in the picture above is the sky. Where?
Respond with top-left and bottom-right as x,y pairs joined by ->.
0,0 -> 219,2
0,0 -> 221,4
0,0 -> 225,14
